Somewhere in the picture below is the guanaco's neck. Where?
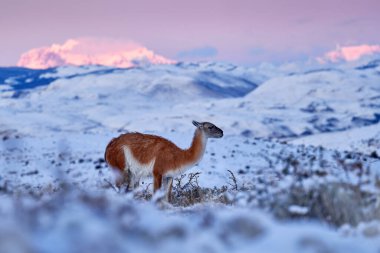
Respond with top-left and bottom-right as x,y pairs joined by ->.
184,128 -> 207,165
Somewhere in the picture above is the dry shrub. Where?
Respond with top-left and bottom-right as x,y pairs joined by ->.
271,182 -> 380,226
171,186 -> 230,207
133,173 -> 231,207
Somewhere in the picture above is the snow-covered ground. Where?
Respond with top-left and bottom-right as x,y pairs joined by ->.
292,124 -> 380,154
1,58 -> 380,252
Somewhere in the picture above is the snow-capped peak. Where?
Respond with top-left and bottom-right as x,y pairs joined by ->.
17,37 -> 175,69
317,44 -> 380,63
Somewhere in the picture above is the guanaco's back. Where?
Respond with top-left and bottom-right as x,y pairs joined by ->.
104,121 -> 223,198
105,132 -> 178,171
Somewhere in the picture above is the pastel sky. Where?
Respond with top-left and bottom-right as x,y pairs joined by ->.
1,0 -> 379,66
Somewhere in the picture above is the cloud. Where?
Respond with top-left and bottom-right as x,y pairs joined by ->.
176,46 -> 218,59
318,44 -> 380,63
17,37 -> 175,69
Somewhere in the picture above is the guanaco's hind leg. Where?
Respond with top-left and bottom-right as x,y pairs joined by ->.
164,177 -> 173,202
129,174 -> 140,190
115,169 -> 131,189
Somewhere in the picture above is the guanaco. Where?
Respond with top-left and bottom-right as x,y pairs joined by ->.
104,121 -> 223,200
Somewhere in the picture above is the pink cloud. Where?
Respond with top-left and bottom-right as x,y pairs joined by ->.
318,44 -> 380,63
17,38 -> 175,69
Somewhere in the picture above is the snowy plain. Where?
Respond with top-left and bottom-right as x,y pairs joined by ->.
0,58 -> 380,252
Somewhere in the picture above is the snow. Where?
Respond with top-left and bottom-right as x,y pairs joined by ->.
1,58 -> 380,252
291,124 -> 380,153
288,205 -> 309,215
0,192 -> 379,253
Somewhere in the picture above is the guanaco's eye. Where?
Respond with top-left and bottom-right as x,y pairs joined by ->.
208,126 -> 214,130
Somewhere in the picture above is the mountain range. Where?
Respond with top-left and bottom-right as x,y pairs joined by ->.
1,56 -> 379,153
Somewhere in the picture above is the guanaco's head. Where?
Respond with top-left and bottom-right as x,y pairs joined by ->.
192,120 -> 223,138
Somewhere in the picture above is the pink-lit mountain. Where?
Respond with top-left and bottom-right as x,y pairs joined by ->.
17,38 -> 175,69
318,44 -> 380,63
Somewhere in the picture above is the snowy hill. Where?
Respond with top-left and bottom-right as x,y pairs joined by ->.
1,58 -> 380,150
0,67 -> 54,94
1,59 -> 380,148
186,60 -> 380,145
245,65 -> 380,133
0,62 -> 263,135
1,59 -> 380,253
0,62 -> 261,100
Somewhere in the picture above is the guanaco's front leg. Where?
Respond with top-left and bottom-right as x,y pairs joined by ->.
153,172 -> 163,192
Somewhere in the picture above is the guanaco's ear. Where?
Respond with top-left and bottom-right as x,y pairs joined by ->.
192,120 -> 201,127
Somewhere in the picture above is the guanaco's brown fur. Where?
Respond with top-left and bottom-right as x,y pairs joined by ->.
104,121 -> 223,200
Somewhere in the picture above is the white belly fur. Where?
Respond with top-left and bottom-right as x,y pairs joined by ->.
123,146 -> 155,179
164,162 -> 197,177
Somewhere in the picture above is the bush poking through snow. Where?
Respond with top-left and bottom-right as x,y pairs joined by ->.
133,173 -> 231,207
270,182 -> 380,226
